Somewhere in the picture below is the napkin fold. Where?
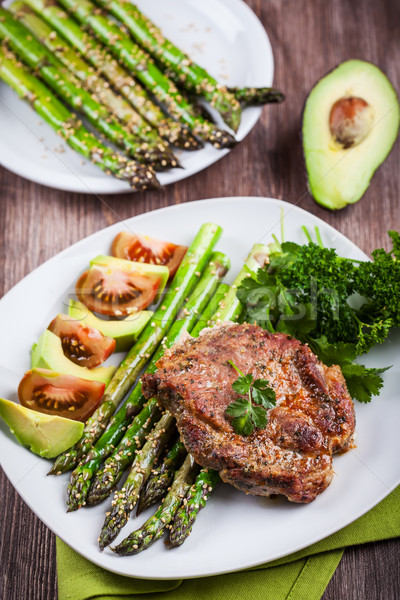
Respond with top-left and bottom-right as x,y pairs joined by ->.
57,485 -> 400,600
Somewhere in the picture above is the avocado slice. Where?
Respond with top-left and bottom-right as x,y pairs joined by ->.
303,60 -> 399,210
31,330 -> 115,384
68,300 -> 152,352
90,255 -> 169,300
0,397 -> 84,459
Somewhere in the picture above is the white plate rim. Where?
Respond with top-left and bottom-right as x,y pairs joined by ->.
0,0 -> 273,194
0,196 -> 399,580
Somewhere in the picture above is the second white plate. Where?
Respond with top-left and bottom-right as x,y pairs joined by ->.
0,0 -> 273,193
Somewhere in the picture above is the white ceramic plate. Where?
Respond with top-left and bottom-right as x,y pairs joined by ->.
1,197 -> 399,579
0,0 -> 273,193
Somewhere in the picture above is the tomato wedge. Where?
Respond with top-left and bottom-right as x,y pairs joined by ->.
76,264 -> 160,317
18,368 -> 104,422
111,232 -> 187,279
48,314 -> 116,369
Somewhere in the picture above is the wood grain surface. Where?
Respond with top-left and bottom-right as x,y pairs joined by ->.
0,1 -> 399,598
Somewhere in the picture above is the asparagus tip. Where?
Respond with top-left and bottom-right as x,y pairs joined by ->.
212,130 -> 237,149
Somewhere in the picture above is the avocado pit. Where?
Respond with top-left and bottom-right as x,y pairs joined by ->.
329,96 -> 374,148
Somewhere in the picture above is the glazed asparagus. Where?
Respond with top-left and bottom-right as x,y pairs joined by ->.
0,45 -> 156,190
23,0 -> 199,150
56,0 -> 236,149
113,454 -> 199,556
230,86 -> 285,106
92,0 -> 242,132
66,399 -> 162,512
85,397 -> 159,507
66,254 -> 229,509
136,438 -> 186,516
168,468 -> 221,548
11,1 -> 179,170
0,9 -> 167,172
49,223 -> 223,475
191,243 -> 271,335
98,411 -> 180,550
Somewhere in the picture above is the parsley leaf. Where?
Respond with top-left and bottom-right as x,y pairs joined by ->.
226,402 -> 257,437
340,364 -> 389,403
308,335 -> 358,366
308,336 -> 389,403
252,379 -> 277,409
226,362 -> 276,436
231,373 -> 253,395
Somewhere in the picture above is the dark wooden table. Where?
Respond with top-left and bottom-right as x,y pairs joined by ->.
1,1 -> 399,598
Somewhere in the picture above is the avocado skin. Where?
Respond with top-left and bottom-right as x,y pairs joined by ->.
0,398 -> 83,459
302,60 -> 400,210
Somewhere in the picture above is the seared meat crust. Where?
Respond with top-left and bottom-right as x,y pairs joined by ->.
142,323 -> 355,503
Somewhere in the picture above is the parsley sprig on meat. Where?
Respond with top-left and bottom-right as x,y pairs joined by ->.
237,230 -> 400,403
226,361 -> 276,436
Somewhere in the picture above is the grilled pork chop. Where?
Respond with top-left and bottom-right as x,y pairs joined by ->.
142,323 -> 355,503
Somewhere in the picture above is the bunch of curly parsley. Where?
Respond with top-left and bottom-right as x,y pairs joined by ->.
237,231 -> 400,403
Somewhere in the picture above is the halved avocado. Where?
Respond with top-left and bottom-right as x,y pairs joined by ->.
31,330 -> 115,384
68,300 -> 152,352
0,397 -> 83,459
303,60 -> 399,210
90,255 -> 169,300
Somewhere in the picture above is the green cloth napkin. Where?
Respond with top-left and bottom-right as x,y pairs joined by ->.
57,486 -> 400,600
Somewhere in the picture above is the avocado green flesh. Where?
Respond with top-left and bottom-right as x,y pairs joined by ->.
0,398 -> 84,459
68,300 -> 152,352
303,60 -> 400,210
31,330 -> 115,384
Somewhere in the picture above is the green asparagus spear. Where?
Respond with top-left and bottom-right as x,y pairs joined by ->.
113,454 -> 199,556
67,399 -> 161,512
229,86 -> 285,106
56,0 -> 236,148
23,0 -> 199,150
0,45 -> 153,189
92,0 -> 241,132
85,396 -> 156,506
98,411 -> 177,550
168,468 -> 221,547
136,437 -> 186,516
49,223 -> 223,474
0,9 -> 164,173
10,1 -> 179,170
192,243 -> 270,335
65,253 -> 229,509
